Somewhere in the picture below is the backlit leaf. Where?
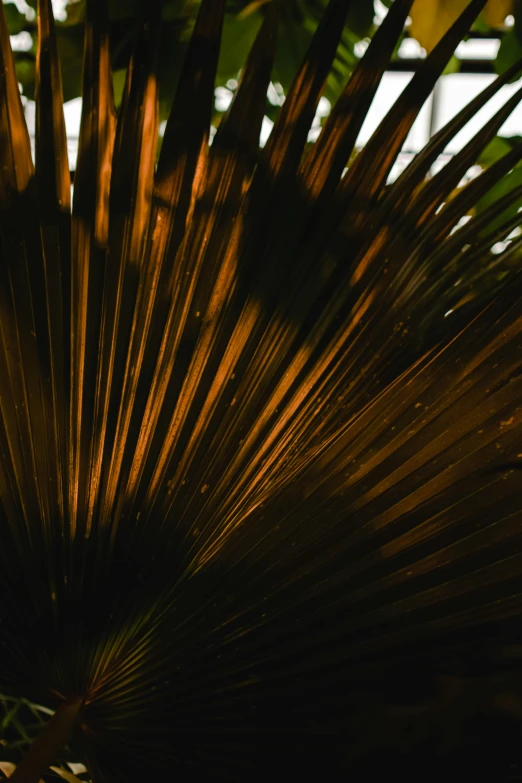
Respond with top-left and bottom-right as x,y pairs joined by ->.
410,0 -> 511,51
484,0 -> 514,27
409,0 -> 469,51
496,26 -> 522,78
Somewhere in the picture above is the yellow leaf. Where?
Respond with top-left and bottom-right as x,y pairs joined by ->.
0,762 -> 45,782
484,0 -> 514,27
409,0 -> 470,52
0,762 -> 16,778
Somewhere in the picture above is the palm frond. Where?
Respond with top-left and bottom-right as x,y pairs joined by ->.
1,0 -> 522,779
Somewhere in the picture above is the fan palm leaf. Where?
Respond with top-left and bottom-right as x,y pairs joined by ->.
1,0 -> 522,779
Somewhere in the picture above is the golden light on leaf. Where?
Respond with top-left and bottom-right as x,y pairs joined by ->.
484,0 -> 514,27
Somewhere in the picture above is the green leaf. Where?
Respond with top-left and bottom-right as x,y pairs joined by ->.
346,0 -> 375,38
471,10 -> 493,32
442,53 -> 461,74
4,2 -> 27,35
55,23 -> 84,102
216,8 -> 261,83
495,27 -> 522,79
476,164 -> 522,234
477,135 -> 516,167
112,68 -> 126,107
1,700 -> 21,732
162,0 -> 198,22
516,0 -> 522,40
272,13 -> 314,89
60,0 -> 86,25
14,54 -> 35,97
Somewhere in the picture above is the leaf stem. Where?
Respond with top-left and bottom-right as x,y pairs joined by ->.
9,697 -> 84,783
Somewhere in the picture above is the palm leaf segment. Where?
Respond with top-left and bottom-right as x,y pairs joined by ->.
0,0 -> 522,778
